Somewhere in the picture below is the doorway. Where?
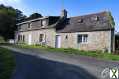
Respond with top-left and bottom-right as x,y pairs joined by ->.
55,35 -> 61,48
28,34 -> 32,45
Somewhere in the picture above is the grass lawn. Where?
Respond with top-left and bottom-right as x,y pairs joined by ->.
14,44 -> 119,61
0,47 -> 15,79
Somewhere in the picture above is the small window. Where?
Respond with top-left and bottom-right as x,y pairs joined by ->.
39,34 -> 44,42
78,19 -> 83,23
41,20 -> 46,27
23,35 -> 25,42
28,23 -> 31,28
18,35 -> 22,41
18,35 -> 20,41
77,34 -> 88,43
92,16 -> 99,21
83,35 -> 88,42
65,35 -> 68,39
77,35 -> 83,43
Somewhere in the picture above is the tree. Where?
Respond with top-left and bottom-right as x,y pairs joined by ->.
27,13 -> 42,20
16,9 -> 27,23
0,4 -> 26,40
107,12 -> 115,27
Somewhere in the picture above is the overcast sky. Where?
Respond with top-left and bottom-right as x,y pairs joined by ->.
0,0 -> 119,32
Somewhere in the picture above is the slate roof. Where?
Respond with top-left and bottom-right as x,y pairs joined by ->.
17,16 -> 60,25
57,11 -> 114,33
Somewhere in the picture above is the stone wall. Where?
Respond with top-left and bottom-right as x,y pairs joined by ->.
59,30 -> 113,52
17,29 -> 114,52
17,28 -> 56,47
58,33 -> 77,48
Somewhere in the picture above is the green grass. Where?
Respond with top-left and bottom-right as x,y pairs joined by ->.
14,44 -> 119,61
0,47 -> 15,79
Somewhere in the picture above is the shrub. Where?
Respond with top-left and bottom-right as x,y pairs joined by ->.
0,36 -> 5,43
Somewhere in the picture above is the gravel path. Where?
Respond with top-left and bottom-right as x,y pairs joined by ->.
2,46 -> 119,79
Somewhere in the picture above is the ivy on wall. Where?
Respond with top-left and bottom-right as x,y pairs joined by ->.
107,12 -> 115,27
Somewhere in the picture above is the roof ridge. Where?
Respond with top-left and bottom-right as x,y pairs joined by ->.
70,11 -> 108,18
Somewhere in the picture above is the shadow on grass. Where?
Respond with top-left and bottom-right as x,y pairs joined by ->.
11,52 -> 98,79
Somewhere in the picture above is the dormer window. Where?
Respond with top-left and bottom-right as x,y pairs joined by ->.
78,19 -> 83,23
28,23 -> 31,28
92,16 -> 99,21
41,20 -> 46,27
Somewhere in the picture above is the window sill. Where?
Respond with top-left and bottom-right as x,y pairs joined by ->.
78,42 -> 88,44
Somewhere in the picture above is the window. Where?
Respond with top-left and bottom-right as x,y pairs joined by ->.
18,35 -> 22,41
77,34 -> 88,43
23,35 -> 25,42
77,35 -> 82,43
41,20 -> 46,27
18,35 -> 25,42
78,19 -> 83,23
28,23 -> 31,28
92,16 -> 99,21
83,35 -> 88,42
65,35 -> 68,39
18,35 -> 20,41
39,34 -> 44,42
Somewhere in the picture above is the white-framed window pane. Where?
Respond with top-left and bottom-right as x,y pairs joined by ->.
77,34 -> 88,43
39,34 -> 44,42
28,23 -> 31,28
18,35 -> 20,41
77,35 -> 82,43
41,20 -> 46,26
23,35 -> 25,42
83,35 -> 88,42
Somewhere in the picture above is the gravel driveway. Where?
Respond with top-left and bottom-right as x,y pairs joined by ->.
2,46 -> 119,79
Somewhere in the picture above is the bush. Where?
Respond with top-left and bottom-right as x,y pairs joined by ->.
0,36 -> 5,43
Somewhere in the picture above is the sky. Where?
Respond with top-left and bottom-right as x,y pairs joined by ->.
0,0 -> 119,32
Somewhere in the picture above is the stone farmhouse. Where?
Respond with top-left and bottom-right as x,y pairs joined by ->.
15,9 -> 115,53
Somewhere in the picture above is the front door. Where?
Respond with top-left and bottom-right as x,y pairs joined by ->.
55,35 -> 61,48
28,34 -> 32,45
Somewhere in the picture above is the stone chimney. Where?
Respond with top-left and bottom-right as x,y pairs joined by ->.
61,9 -> 67,18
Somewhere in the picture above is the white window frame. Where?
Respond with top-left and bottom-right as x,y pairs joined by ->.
39,34 -> 45,42
77,34 -> 88,44
28,23 -> 31,29
83,35 -> 88,43
41,20 -> 46,28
